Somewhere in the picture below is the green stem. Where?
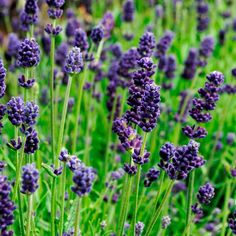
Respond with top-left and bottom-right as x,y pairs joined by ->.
74,198 -> 81,236
59,163 -> 67,236
154,171 -> 165,210
104,94 -> 118,177
220,179 -> 231,236
117,174 -> 133,236
144,180 -> 174,236
51,178 -> 56,236
130,132 -> 148,235
26,194 -> 33,236
95,39 -> 105,63
57,75 -> 73,162
185,170 -> 195,236
72,71 -> 86,153
17,186 -> 24,236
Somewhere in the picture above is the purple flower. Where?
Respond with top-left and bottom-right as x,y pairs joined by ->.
137,31 -> 156,58
123,163 -> 137,175
182,48 -> 198,80
6,33 -> 20,59
0,59 -> 6,98
197,183 -> 215,205
24,129 -> 39,154
21,163 -> 39,194
7,97 -> 24,126
59,148 -> 69,162
144,167 -> 160,187
135,221 -> 145,236
67,155 -> 82,172
182,125 -> 207,139
155,31 -> 174,58
101,11 -> 114,38
64,47 -> 83,74
161,216 -> 171,229
0,104 -> 6,134
18,74 -> 35,89
228,211 -> 236,234
7,137 -> 22,150
41,35 -> 51,55
91,25 -> 104,44
198,36 -> 214,67
66,18 -> 80,39
17,38 -> 40,68
23,101 -> 39,126
226,133 -> 235,145
44,23 -> 63,36
155,5 -> 163,18
74,28 -> 89,52
196,1 -> 209,32
0,175 -> 16,235
122,0 -> 134,22
71,164 -> 96,197
159,140 -> 205,180
46,0 -> 65,19
55,42 -> 69,67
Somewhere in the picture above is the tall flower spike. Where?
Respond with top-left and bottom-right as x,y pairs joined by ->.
7,97 -> 25,126
23,102 -> 39,126
0,175 -> 16,236
90,25 -> 104,44
17,38 -> 40,68
182,48 -> 198,80
155,31 -> 174,58
64,47 -> 84,74
197,183 -> 215,205
24,129 -> 39,154
101,11 -> 114,38
21,163 -> 39,194
122,0 -> 134,22
0,59 -> 6,98
74,28 -> 89,52
71,164 -> 96,197
137,31 -> 156,58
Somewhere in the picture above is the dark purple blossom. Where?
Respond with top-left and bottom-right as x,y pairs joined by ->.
101,11 -> 114,38
45,23 -> 63,36
91,25 -> 104,44
137,31 -> 156,58
23,102 -> 39,126
18,74 -> 35,89
197,182 -> 215,205
182,125 -> 207,139
7,97 -> 24,126
123,163 -> 137,175
24,129 -> 39,154
135,221 -> 145,236
64,47 -> 83,74
0,175 -> 16,236
74,28 -> 89,52
144,167 -> 160,187
0,59 -> 6,98
155,31 -> 174,58
67,155 -> 82,172
122,0 -> 134,22
7,137 -> 22,150
71,164 -> 96,197
182,48 -> 198,80
17,38 -> 40,68
21,163 -> 39,194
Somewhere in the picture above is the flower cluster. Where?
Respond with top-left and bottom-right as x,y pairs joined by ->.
20,0 -> 38,31
228,211 -> 236,234
101,11 -> 114,38
0,59 -> 6,98
122,0 -> 134,23
91,25 -> 104,44
196,0 -> 209,32
198,36 -> 214,67
189,71 -> 224,121
17,38 -> 40,68
74,29 -> 89,52
46,0 -> 65,19
137,31 -> 156,58
64,47 -> 84,74
21,163 -> 39,194
144,167 -> 160,187
0,175 -> 16,236
71,164 -> 96,197
155,31 -> 174,59
135,221 -> 145,236
125,57 -> 160,132
182,48 -> 198,80
197,182 -> 215,205
158,140 -> 205,180
6,97 -> 39,154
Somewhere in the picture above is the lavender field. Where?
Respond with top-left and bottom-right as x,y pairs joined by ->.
0,0 -> 236,235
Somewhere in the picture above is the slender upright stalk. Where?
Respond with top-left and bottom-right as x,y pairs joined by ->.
59,163 -> 67,236
26,195 -> 33,236
74,197 -> 81,236
130,132 -> 148,235
57,75 -> 73,158
185,170 -> 195,236
50,20 -> 56,165
117,174 -> 133,236
51,177 -> 56,236
104,94 -> 118,177
72,71 -> 86,153
221,179 -> 231,236
144,180 -> 174,236
17,186 -> 24,236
